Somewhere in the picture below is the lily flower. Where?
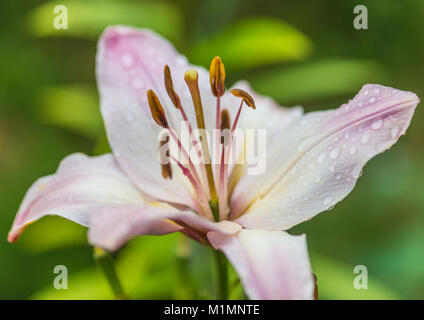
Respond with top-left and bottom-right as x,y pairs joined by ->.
8,26 -> 419,300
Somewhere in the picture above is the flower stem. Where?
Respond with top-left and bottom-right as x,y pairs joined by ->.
93,247 -> 128,299
213,249 -> 228,300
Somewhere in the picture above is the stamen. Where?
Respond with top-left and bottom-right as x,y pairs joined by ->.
170,155 -> 213,220
209,56 -> 225,98
164,65 -> 181,108
184,70 -> 218,210
164,66 -> 206,190
210,57 -> 226,173
159,132 -> 172,179
219,89 -> 256,219
147,89 -> 169,128
220,109 -> 230,144
229,88 -> 256,109
148,87 -> 209,216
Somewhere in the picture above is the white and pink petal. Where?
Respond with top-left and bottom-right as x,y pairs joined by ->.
232,84 -> 419,229
207,229 -> 315,300
8,153 -> 145,242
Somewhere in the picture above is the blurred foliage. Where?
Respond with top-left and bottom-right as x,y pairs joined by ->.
1,0 -> 424,300
37,85 -> 103,138
250,59 -> 388,105
189,17 -> 312,70
28,0 -> 183,42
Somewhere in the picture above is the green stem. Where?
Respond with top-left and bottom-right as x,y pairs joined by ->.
209,200 -> 220,222
213,249 -> 228,300
93,247 -> 128,299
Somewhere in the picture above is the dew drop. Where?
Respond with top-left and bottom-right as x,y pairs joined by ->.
297,138 -> 311,152
335,174 -> 342,180
317,152 -> 327,164
121,53 -> 134,68
131,77 -> 143,89
329,148 -> 340,159
358,101 -> 363,107
391,127 -> 400,138
374,88 -> 381,95
371,119 -> 383,130
322,196 -> 332,206
349,146 -> 357,155
361,133 -> 370,144
369,97 -> 376,103
328,165 -> 335,172
344,132 -> 351,139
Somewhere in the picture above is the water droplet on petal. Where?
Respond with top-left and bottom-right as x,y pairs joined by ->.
329,148 -> 340,159
328,165 -> 335,172
349,146 -> 357,155
344,132 -> 351,139
371,119 -> 383,130
369,97 -> 376,103
374,88 -> 381,95
361,133 -> 370,144
335,174 -> 342,180
131,77 -> 143,89
121,53 -> 134,68
317,152 -> 327,164
322,196 -> 332,206
391,127 -> 400,138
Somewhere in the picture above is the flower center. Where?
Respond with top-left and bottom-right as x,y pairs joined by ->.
147,57 -> 255,221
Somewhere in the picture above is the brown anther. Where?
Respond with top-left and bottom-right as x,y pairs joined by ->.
164,65 -> 181,109
230,88 -> 256,109
209,56 -> 225,97
220,109 -> 231,144
220,109 -> 230,130
147,89 -> 169,128
159,134 -> 172,179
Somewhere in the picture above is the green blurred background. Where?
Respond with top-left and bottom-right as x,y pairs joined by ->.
1,0 -> 423,299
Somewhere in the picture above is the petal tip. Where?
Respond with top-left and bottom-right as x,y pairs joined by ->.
7,228 -> 22,243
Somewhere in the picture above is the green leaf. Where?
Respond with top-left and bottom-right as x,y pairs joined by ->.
189,17 -> 312,70
37,85 -> 103,138
311,252 -> 400,300
27,0 -> 183,42
249,59 -> 389,104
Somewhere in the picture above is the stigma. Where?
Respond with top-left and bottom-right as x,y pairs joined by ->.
146,57 -> 256,221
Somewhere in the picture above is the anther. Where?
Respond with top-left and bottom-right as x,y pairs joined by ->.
164,65 -> 181,108
220,109 -> 230,144
230,88 -> 256,109
209,56 -> 225,97
159,131 -> 172,179
147,89 -> 169,128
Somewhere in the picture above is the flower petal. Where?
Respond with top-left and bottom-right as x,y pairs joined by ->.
8,152 -> 242,249
89,205 -> 242,251
97,26 -> 203,208
232,84 -> 419,229
226,81 -> 303,189
8,153 -> 145,242
207,230 -> 314,300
